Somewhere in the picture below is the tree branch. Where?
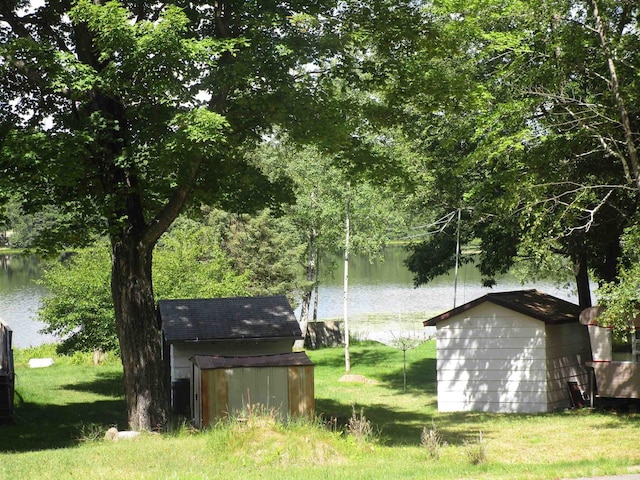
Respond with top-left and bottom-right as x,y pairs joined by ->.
590,0 -> 640,188
143,157 -> 204,246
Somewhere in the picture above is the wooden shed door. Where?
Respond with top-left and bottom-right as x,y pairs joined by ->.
226,367 -> 288,416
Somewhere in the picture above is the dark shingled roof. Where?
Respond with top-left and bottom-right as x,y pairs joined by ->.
191,352 -> 313,369
424,289 -> 582,327
159,295 -> 302,342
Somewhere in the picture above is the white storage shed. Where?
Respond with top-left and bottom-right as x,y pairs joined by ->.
424,290 -> 591,413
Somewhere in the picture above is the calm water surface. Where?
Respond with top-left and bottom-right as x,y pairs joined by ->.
0,249 -> 587,347
0,255 -> 57,348
313,248 -> 586,343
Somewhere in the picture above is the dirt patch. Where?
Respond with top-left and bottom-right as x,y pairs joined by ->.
338,374 -> 378,384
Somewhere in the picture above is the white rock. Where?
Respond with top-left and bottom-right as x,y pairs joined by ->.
116,431 -> 140,440
28,358 -> 54,368
104,428 -> 140,441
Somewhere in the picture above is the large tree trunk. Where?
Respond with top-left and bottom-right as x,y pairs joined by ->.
111,235 -> 168,431
574,254 -> 592,308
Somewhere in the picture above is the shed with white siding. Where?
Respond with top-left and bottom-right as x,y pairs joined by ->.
424,290 -> 591,413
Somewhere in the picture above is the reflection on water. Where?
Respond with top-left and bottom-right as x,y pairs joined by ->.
318,256 -> 580,316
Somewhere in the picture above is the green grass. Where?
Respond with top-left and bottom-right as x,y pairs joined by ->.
2,341 -> 640,479
0,247 -> 23,255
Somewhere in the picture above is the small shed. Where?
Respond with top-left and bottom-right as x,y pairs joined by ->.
191,352 -> 314,428
158,295 -> 303,414
424,290 -> 591,413
0,320 -> 14,423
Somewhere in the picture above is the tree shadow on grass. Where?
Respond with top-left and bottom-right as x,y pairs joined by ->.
314,399 -> 482,447
61,369 -> 125,398
315,396 -> 440,447
376,356 -> 437,395
0,372 -> 127,453
311,341 -> 401,370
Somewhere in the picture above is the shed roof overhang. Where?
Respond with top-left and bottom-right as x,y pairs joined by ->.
424,289 -> 582,327
191,352 -> 313,369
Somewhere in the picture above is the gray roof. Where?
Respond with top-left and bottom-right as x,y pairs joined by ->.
424,289 -> 583,327
159,295 -> 302,342
191,352 -> 313,369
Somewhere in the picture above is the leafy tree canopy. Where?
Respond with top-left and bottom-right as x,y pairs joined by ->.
396,0 -> 640,305
1,0 -> 419,428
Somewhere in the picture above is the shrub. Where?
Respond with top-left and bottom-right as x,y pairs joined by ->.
346,406 -> 376,443
464,431 -> 487,465
421,422 -> 445,460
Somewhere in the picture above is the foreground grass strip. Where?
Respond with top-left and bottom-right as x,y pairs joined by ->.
1,341 -> 640,479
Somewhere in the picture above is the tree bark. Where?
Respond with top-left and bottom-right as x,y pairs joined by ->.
297,226 -> 317,348
111,234 -> 168,431
574,254 -> 592,308
313,249 -> 320,322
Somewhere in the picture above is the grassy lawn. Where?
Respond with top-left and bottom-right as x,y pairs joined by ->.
1,341 -> 640,479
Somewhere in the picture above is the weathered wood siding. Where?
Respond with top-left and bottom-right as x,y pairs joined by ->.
226,366 -> 289,415
197,368 -> 228,427
195,364 -> 315,428
587,362 -> 640,399
288,365 -> 315,417
436,303 -> 548,413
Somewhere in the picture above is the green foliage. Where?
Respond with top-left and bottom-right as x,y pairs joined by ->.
398,0 -> 640,297
153,218 -> 249,300
210,208 -> 306,303
38,211 -> 309,353
260,138 -> 408,268
39,245 -> 116,354
2,204 -> 61,250
39,219 -> 251,354
0,0 -> 426,429
595,224 -> 640,336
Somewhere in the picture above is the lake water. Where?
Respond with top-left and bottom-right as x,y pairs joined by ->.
0,255 -> 57,348
0,249 -> 588,348
311,248 -> 586,344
